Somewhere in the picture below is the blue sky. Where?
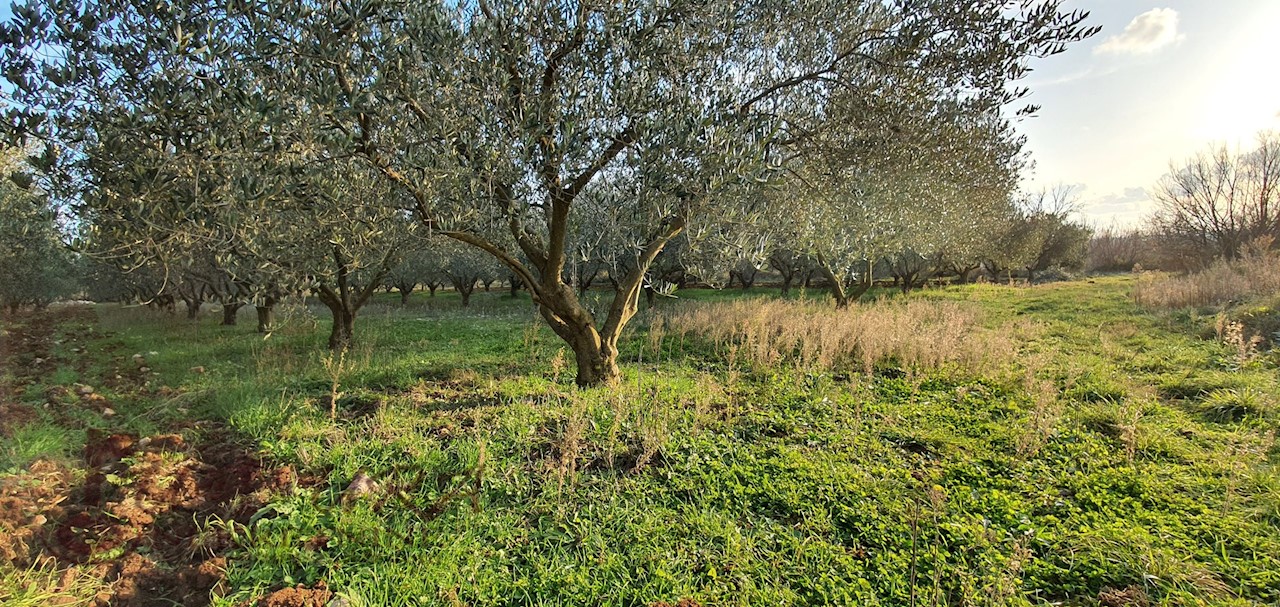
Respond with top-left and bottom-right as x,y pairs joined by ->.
1017,1 -> 1280,225
4,2 -> 1275,227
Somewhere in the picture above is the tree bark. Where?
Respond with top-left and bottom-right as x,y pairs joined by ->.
315,245 -> 389,350
398,287 -> 412,305
817,256 -> 871,308
576,268 -> 598,296
220,302 -> 243,325
326,304 -> 355,350
452,277 -> 476,307
184,298 -> 201,320
536,284 -> 621,386
255,300 -> 275,334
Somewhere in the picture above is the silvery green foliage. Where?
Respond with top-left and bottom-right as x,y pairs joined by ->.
0,148 -> 76,309
1,0 -> 1099,380
772,81 -> 1029,302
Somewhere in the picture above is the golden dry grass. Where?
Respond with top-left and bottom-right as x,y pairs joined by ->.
660,297 -> 1017,376
1133,247 -> 1280,310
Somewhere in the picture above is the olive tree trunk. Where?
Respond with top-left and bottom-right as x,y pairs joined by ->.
255,296 -> 276,333
220,302 -> 243,325
183,298 -> 201,320
816,255 -> 871,308
315,246 -> 389,351
442,212 -> 685,386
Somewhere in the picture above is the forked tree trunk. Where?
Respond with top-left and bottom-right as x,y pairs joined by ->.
817,256 -> 872,308
398,286 -> 412,305
220,302 -> 243,325
445,225 -> 682,386
577,269 -> 598,296
184,298 -> 201,320
316,246 -> 388,351
535,283 -> 622,386
452,277 -> 477,307
779,273 -> 794,296
427,282 -> 440,297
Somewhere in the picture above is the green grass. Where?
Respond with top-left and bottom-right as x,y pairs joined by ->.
3,277 -> 1279,606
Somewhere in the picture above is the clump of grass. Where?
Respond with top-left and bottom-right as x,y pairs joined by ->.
1,423 -> 77,469
1197,387 -> 1274,422
660,298 -> 1017,376
0,560 -> 96,607
1015,355 -> 1064,458
1133,240 -> 1280,310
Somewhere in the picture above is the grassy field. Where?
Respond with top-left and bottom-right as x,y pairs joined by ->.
2,276 -> 1278,606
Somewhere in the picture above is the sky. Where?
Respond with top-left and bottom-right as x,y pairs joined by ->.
1016,1 -> 1280,226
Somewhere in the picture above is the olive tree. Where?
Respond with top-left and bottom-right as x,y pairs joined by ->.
433,237 -> 501,307
3,0 -> 1097,384
0,148 -> 76,312
777,87 -> 1027,306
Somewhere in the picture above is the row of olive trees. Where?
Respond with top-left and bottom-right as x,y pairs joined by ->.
1,0 -> 1098,384
679,185 -> 1091,301
0,147 -> 77,312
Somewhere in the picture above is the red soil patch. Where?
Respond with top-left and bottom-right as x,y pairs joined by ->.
3,429 -> 297,606
2,308 -> 319,605
257,581 -> 333,607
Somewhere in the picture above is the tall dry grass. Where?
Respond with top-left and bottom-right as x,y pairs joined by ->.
660,298 -> 1017,376
1133,241 -> 1280,309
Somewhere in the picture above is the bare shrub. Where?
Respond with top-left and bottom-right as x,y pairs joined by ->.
1087,224 -> 1152,272
660,298 -> 1017,376
1133,238 -> 1280,309
1216,315 -> 1265,366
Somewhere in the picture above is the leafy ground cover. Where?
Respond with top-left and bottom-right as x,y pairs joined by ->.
1,276 -> 1277,606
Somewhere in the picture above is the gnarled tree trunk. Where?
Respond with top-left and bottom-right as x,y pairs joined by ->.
451,277 -> 477,307
315,246 -> 390,350
220,302 -> 243,325
255,296 -> 276,333
183,298 -> 201,320
817,256 -> 872,308
442,211 -> 685,386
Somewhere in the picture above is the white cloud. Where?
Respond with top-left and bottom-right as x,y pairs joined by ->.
1094,8 -> 1184,56
1078,186 -> 1153,226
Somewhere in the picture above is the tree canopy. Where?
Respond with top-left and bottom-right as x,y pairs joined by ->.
1,0 -> 1099,384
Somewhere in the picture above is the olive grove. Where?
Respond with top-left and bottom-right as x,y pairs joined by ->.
1,0 -> 1099,384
